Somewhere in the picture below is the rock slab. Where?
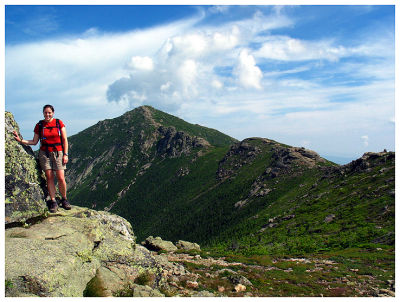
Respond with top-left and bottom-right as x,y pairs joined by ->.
5,206 -> 140,297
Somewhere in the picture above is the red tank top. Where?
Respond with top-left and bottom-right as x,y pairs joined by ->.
34,119 -> 65,152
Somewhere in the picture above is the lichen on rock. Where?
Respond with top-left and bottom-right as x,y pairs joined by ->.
5,206 -> 138,297
5,112 -> 47,225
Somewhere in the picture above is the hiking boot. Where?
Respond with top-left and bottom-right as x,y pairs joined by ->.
60,198 -> 71,210
47,200 -> 58,213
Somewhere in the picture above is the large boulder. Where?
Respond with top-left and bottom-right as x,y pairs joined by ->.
176,240 -> 201,251
5,112 -> 47,225
142,236 -> 178,253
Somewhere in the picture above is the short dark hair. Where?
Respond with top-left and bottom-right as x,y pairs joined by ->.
43,104 -> 55,112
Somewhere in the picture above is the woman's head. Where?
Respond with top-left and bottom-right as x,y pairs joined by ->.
43,104 -> 55,121
43,104 -> 55,113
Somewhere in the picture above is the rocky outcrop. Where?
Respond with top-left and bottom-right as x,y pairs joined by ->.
5,205 -> 210,297
5,112 -> 47,225
320,151 -> 395,180
157,126 -> 210,158
217,138 -> 262,179
217,137 -> 326,181
270,145 -> 326,172
342,151 -> 394,174
5,207 -> 140,297
142,236 -> 178,253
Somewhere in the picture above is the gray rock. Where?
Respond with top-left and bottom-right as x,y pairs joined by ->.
5,206 -> 141,297
282,214 -> 295,221
186,280 -> 199,289
217,268 -> 237,275
142,236 -> 178,253
129,284 -> 164,297
157,126 -> 210,158
228,275 -> 253,287
191,290 -> 215,297
5,206 -> 182,297
324,214 -> 336,223
235,199 -> 248,208
217,139 -> 262,179
175,240 -> 201,251
378,288 -> 395,297
5,112 -> 47,225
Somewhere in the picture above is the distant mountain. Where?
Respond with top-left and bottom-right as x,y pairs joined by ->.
321,154 -> 356,165
67,105 -> 237,235
67,106 -> 395,255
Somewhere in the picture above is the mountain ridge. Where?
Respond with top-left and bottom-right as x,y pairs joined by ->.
66,105 -> 394,256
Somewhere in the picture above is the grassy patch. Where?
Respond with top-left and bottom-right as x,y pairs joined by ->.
134,272 -> 155,286
185,245 -> 395,297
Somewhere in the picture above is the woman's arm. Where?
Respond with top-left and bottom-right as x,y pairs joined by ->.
13,131 -> 39,146
61,127 -> 69,164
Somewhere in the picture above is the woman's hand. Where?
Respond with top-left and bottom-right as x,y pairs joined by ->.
13,131 -> 39,146
13,131 -> 22,143
63,154 -> 69,165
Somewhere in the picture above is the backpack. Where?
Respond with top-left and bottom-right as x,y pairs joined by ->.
38,119 -> 65,157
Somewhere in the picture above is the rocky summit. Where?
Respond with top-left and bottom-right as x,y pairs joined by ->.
5,108 -> 395,297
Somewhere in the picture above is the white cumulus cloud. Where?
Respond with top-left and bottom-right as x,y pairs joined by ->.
235,49 -> 263,89
127,56 -> 154,71
212,26 -> 240,50
178,59 -> 198,96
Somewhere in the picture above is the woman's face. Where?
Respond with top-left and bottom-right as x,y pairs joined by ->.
43,107 -> 54,122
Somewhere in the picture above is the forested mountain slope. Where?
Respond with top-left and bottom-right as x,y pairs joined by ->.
67,106 -> 394,256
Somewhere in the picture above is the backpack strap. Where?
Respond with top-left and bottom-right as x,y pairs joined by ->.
38,120 -> 43,140
56,119 -> 65,156
38,120 -> 49,157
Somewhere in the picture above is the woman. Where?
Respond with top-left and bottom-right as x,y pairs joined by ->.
13,104 -> 71,213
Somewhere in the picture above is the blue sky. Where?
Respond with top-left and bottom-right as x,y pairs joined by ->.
4,3 -> 396,163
